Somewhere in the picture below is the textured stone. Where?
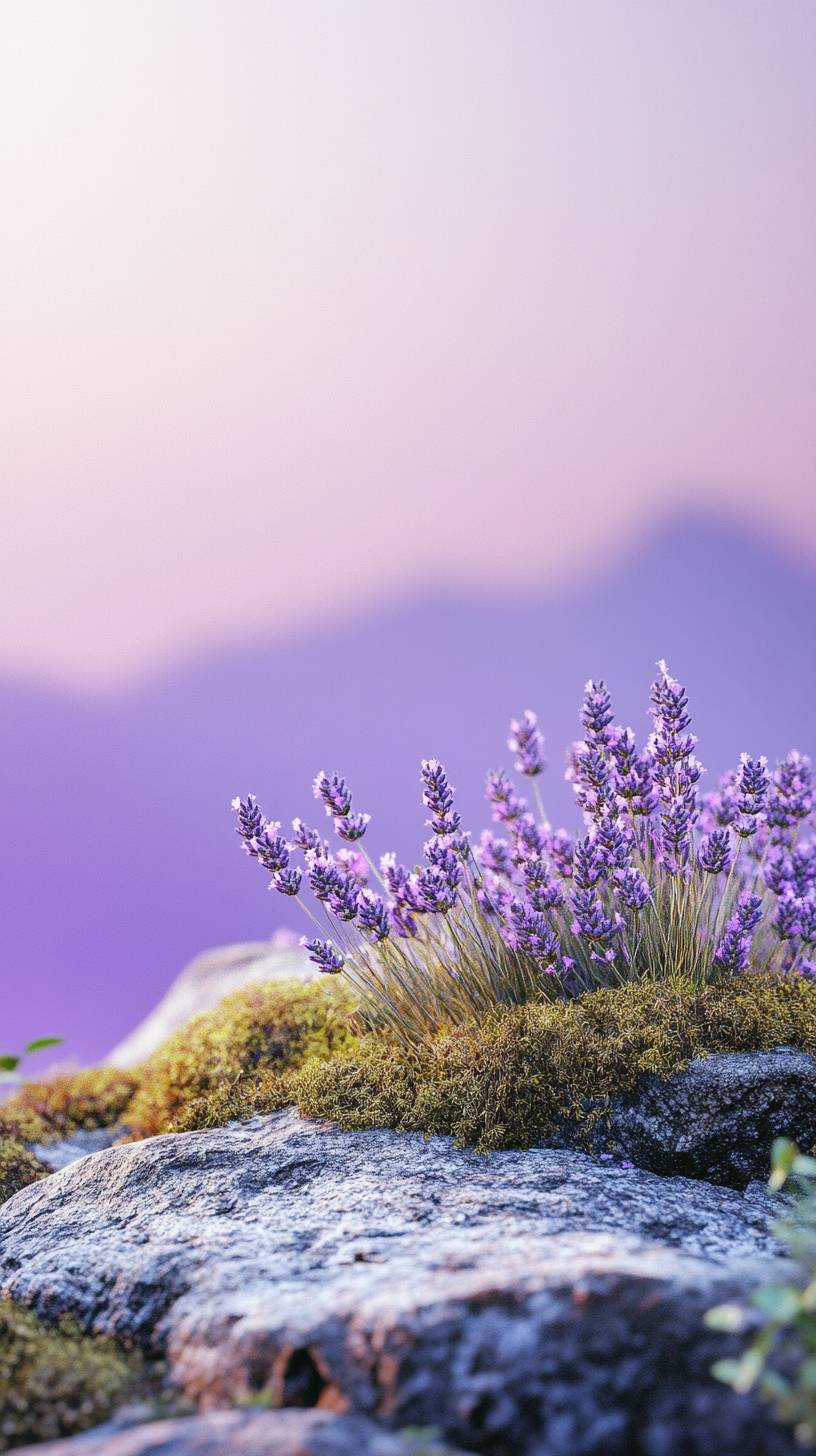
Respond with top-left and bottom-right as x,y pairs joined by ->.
606,1045 -> 816,1186
12,1409 -> 471,1456
106,937 -> 314,1067
0,1109 -> 797,1454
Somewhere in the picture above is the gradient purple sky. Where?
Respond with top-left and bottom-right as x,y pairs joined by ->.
2,1 -> 815,688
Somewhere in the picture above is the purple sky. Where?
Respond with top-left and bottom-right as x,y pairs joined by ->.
1,1 -> 815,688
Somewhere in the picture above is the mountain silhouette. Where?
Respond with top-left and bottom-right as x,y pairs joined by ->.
3,514 -> 815,1063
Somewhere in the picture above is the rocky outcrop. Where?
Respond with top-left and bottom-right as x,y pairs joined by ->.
13,1409 -> 472,1455
0,1109 -> 797,1454
106,937 -> 314,1067
605,1045 -> 816,1186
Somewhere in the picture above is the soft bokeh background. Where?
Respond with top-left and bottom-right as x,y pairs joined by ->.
1,0 -> 814,1062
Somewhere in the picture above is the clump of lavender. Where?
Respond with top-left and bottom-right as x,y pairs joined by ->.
233,666 -> 816,1044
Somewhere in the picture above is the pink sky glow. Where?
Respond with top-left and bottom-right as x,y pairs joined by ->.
1,0 -> 815,688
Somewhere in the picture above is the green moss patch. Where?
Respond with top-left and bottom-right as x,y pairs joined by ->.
0,1297 -> 141,1450
0,1140 -> 48,1206
295,972 -> 816,1151
0,1068 -> 140,1147
125,978 -> 358,1139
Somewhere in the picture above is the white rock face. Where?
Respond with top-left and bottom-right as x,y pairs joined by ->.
0,1109 -> 798,1454
106,936 -> 316,1067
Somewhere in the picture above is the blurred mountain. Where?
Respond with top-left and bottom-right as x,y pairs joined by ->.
2,514 -> 815,1063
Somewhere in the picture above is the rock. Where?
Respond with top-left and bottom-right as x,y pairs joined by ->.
12,1409 -> 472,1455
32,1127 -> 121,1172
0,1110 -> 798,1454
106,936 -> 315,1067
605,1046 -> 816,1186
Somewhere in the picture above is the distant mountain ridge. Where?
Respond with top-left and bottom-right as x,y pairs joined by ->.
3,514 -> 815,1063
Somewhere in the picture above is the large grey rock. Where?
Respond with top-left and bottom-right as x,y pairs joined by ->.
605,1045 -> 816,1186
106,936 -> 314,1067
13,1409 -> 471,1456
0,1110 -> 797,1454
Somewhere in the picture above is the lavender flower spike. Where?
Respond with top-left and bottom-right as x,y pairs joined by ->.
581,680 -> 614,748
421,759 -> 462,837
335,811 -> 370,843
313,771 -> 353,819
357,890 -> 391,943
714,893 -> 763,974
485,769 -> 526,824
697,829 -> 733,876
508,710 -> 546,777
299,937 -> 344,975
614,866 -> 652,912
273,867 -> 302,896
232,794 -> 265,852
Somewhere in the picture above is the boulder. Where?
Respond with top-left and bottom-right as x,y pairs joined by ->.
0,1109 -> 797,1454
106,936 -> 314,1067
606,1045 -> 816,1186
12,1409 -> 472,1455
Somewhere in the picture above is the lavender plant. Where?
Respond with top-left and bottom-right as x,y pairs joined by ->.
233,664 -> 816,1045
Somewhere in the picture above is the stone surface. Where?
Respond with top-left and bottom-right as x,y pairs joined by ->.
606,1045 -> 816,1186
0,1109 -> 797,1454
12,1409 -> 471,1456
32,1127 -> 121,1172
106,936 -> 315,1067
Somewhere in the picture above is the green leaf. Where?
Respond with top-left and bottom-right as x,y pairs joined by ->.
711,1358 -> 746,1388
0,1054 -> 20,1071
753,1284 -> 802,1321
770,1138 -> 798,1190
24,1037 -> 62,1054
705,1303 -> 746,1332
793,1154 -> 816,1179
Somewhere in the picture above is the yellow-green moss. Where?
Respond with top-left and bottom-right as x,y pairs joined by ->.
0,1297 -> 140,1450
295,972 -> 816,1151
125,978 -> 358,1138
0,1139 -> 48,1205
0,1068 -> 139,1147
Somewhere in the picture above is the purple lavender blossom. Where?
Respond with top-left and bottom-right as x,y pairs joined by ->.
502,898 -> 560,967
336,847 -> 369,884
485,769 -> 526,824
388,903 -> 419,938
775,890 -> 803,942
510,813 -> 547,864
523,856 -> 564,910
291,819 -> 329,857
573,836 -> 604,890
800,892 -> 816,947
421,759 -> 462,837
232,794 -> 265,850
764,846 -> 793,896
594,810 -> 631,874
272,866 -> 303,896
714,893 -> 763,974
477,830 -> 514,877
313,771 -> 353,820
581,680 -> 615,748
543,827 -> 575,879
567,742 -> 615,821
697,829 -> 733,876
571,887 -> 618,948
660,796 -> 692,872
414,865 -> 460,914
334,811 -> 370,843
476,872 -> 514,919
424,837 -> 464,891
792,843 -> 816,897
614,866 -> 652,912
307,856 -> 359,920
380,852 -> 424,911
508,710 -> 546,777
735,754 -> 769,827
357,890 -> 391,942
299,937 -> 344,975
769,752 -> 813,837
699,772 -> 738,833
253,824 -> 291,875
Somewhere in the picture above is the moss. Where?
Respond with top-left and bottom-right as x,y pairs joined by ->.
0,1139 -> 48,1205
0,1297 -> 140,1450
0,1068 -> 139,1146
125,977 -> 358,1138
294,972 -> 816,1151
